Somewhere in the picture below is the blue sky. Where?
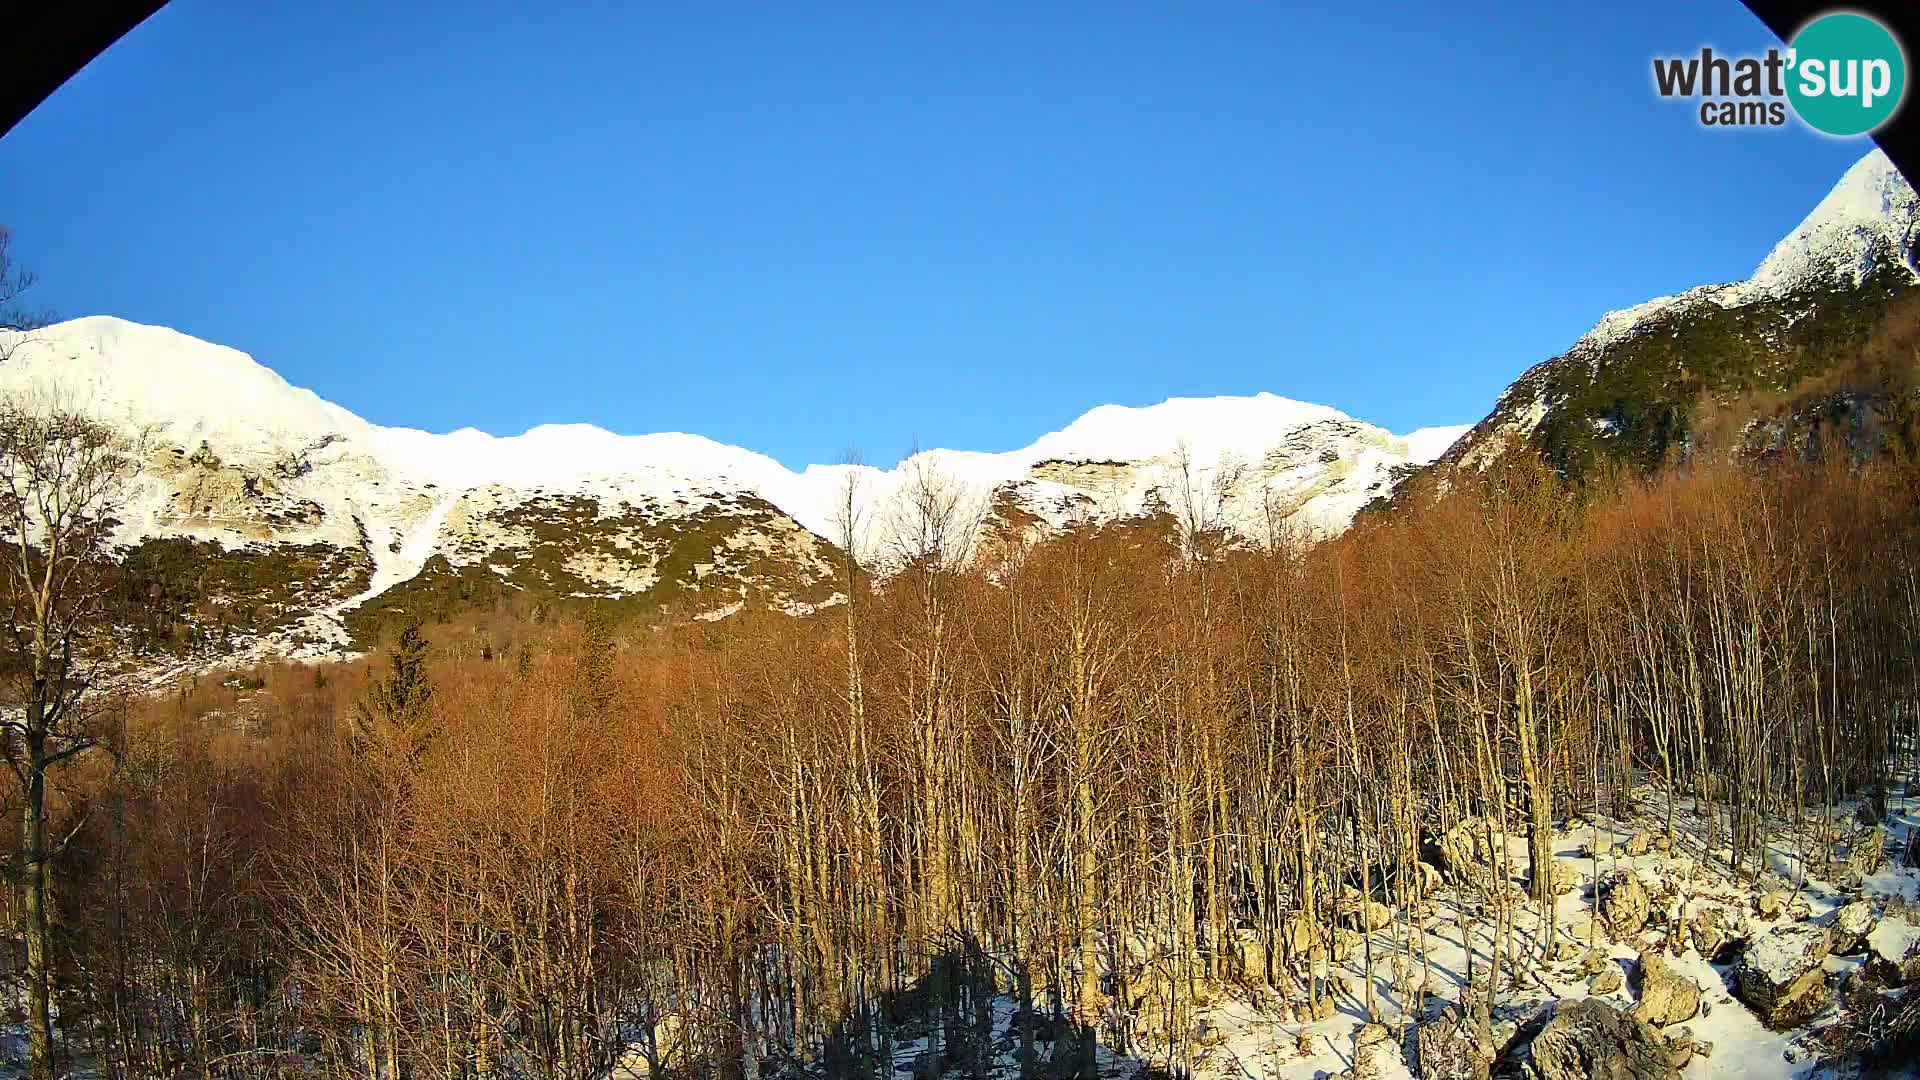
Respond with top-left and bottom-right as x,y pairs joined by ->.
0,0 -> 1876,468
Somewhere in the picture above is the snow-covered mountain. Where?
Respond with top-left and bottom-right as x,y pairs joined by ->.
1442,148 -> 1920,477
0,318 -> 1464,656
13,150 -> 1909,661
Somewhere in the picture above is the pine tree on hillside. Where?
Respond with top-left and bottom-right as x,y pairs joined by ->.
353,621 -> 435,764
574,604 -> 616,720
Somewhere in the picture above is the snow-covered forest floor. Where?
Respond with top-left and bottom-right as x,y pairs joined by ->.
757,788 -> 1920,1080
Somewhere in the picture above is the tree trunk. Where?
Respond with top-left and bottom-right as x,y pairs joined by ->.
21,710 -> 54,1080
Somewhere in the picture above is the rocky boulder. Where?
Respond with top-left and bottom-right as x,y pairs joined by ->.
1685,904 -> 1740,962
1566,916 -> 1607,949
1628,951 -> 1699,1027
1415,860 -> 1444,895
1829,901 -> 1875,955
1863,917 -> 1919,988
1532,861 -> 1580,897
1753,889 -> 1808,922
1598,871 -> 1651,939
1662,1027 -> 1710,1069
1590,967 -> 1624,996
1416,1001 -> 1495,1080
1280,913 -> 1314,957
1338,886 -> 1395,931
1511,999 -> 1678,1080
1847,827 -> 1887,878
1438,816 -> 1516,887
1368,901 -> 1396,931
1734,924 -> 1832,1029
1350,1023 -> 1405,1080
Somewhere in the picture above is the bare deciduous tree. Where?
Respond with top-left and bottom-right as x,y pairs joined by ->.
0,394 -> 134,1080
0,229 -> 55,365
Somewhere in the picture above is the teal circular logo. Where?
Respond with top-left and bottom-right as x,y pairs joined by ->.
1787,13 -> 1906,136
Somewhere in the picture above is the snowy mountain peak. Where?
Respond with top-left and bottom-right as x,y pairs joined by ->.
1445,148 -> 1920,479
0,315 -> 372,453
1750,148 -> 1920,295
1565,150 -> 1917,364
1024,392 -> 1354,465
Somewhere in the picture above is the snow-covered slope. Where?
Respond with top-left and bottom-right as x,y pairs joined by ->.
0,318 -> 1462,656
1444,148 -> 1920,476
1750,147 -> 1920,297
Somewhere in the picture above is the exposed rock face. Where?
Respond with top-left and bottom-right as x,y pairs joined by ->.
1512,999 -> 1678,1080
1025,458 -> 1140,490
1628,951 -> 1699,1028
1598,871 -> 1651,940
1415,1001 -> 1494,1080
1735,924 -> 1832,1029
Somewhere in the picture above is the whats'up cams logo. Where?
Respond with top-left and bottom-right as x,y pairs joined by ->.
1653,11 -> 1906,135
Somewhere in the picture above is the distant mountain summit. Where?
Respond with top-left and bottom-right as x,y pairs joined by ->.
0,318 -> 1462,661
1438,148 -> 1920,481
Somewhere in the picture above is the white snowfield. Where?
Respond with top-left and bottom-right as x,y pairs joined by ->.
0,313 -> 1466,644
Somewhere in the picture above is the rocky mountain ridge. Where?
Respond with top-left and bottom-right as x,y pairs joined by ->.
0,317 -> 1464,658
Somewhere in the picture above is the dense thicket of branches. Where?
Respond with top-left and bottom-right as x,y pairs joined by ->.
12,452 -> 1920,1078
